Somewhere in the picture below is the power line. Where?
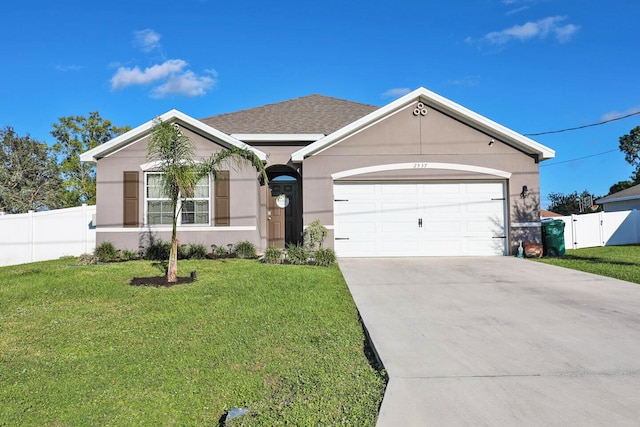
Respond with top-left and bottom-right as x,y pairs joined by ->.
524,111 -> 640,136
540,149 -> 619,167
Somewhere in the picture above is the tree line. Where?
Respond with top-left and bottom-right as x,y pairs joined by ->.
0,112 -> 129,214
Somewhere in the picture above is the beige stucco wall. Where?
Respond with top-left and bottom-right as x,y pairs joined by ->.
301,102 -> 542,254
95,128 -> 264,251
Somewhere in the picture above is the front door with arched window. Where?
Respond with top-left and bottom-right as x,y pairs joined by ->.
267,172 -> 301,248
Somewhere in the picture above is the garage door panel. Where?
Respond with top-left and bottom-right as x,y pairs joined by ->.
380,184 -> 419,197
334,182 -> 507,257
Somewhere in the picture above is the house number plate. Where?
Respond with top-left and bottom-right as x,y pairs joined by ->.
413,163 -> 429,169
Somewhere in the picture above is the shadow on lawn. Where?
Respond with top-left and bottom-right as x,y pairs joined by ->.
562,255 -> 640,267
130,276 -> 195,287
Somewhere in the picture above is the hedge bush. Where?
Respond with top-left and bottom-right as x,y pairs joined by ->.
264,246 -> 283,264
286,243 -> 309,265
234,241 -> 257,259
95,242 -> 118,262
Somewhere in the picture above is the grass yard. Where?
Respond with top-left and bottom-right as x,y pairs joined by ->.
534,245 -> 640,284
0,259 -> 386,426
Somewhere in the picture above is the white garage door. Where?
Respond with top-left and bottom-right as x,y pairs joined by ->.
333,182 -> 507,257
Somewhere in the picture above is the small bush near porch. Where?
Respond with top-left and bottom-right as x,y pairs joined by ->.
534,245 -> 640,284
0,259 -> 386,426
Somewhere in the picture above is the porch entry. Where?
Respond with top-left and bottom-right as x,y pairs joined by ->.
267,172 -> 302,248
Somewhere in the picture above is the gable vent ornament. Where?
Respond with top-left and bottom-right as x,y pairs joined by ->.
413,102 -> 428,116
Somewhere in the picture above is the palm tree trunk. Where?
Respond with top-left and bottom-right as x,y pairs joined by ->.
167,209 -> 179,283
167,238 -> 178,283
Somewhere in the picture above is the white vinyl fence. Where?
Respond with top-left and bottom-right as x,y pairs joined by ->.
0,204 -> 96,267
558,210 -> 640,250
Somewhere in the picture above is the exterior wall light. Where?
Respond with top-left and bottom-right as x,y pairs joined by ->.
520,185 -> 529,199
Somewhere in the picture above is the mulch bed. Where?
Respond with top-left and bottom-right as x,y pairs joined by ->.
130,276 -> 195,287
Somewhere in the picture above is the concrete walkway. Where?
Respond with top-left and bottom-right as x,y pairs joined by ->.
339,257 -> 640,426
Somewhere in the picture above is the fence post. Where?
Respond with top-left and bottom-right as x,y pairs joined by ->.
28,210 -> 35,263
82,204 -> 88,254
599,211 -> 605,247
571,214 -> 578,249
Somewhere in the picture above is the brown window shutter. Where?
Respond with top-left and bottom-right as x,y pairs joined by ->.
215,170 -> 230,226
123,171 -> 139,227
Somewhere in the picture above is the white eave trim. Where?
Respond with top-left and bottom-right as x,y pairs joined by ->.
231,133 -> 325,142
291,87 -> 555,162
79,109 -> 268,164
331,162 -> 512,180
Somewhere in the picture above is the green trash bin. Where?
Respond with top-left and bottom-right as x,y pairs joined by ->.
541,219 -> 566,257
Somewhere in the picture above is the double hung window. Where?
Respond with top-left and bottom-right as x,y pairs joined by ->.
145,173 -> 210,225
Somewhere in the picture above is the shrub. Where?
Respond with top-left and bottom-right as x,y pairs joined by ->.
95,242 -> 118,262
77,253 -> 95,265
286,243 -> 309,265
263,246 -> 283,264
234,241 -> 257,259
120,249 -> 138,261
144,240 -> 171,261
304,220 -> 328,251
314,248 -> 336,267
187,243 -> 208,260
178,244 -> 190,260
213,245 -> 230,258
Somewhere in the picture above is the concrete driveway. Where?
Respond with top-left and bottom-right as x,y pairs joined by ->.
339,257 -> 640,426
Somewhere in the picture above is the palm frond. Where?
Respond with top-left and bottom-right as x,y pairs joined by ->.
200,146 -> 268,184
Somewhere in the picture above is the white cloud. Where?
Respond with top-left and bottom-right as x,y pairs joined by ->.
55,64 -> 81,71
151,69 -> 217,98
505,6 -> 529,16
447,75 -> 480,86
382,88 -> 411,98
133,29 -> 161,52
600,106 -> 640,122
484,16 -> 580,45
111,30 -> 217,98
111,59 -> 187,89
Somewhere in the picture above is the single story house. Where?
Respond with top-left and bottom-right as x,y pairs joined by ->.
596,184 -> 640,212
80,87 -> 555,257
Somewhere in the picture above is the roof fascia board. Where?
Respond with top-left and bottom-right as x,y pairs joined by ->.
595,195 -> 640,204
291,87 -> 555,162
231,133 -> 325,142
80,109 -> 267,163
422,88 -> 555,161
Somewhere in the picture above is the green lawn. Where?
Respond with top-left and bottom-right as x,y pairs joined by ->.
0,259 -> 386,426
534,245 -> 640,284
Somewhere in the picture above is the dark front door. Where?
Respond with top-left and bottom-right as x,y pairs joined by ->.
268,180 -> 300,248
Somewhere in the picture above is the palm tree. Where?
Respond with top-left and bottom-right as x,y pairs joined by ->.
147,118 -> 267,283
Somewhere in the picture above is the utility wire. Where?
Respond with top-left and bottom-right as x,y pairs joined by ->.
524,111 -> 640,136
540,149 -> 619,167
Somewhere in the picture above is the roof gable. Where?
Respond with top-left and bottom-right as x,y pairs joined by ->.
596,183 -> 640,204
200,94 -> 378,135
80,109 -> 267,163
291,87 -> 555,162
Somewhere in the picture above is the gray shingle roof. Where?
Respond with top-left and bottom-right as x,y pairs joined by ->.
200,94 -> 379,135
596,183 -> 640,203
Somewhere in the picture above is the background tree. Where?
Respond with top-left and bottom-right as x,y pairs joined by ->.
547,190 -> 601,215
608,180 -> 635,195
147,119 -> 268,283
0,126 -> 63,214
618,125 -> 640,186
51,111 -> 129,207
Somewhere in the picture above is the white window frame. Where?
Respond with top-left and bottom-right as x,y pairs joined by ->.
144,172 -> 211,227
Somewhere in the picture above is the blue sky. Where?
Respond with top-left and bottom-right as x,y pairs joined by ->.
2,0 -> 639,208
